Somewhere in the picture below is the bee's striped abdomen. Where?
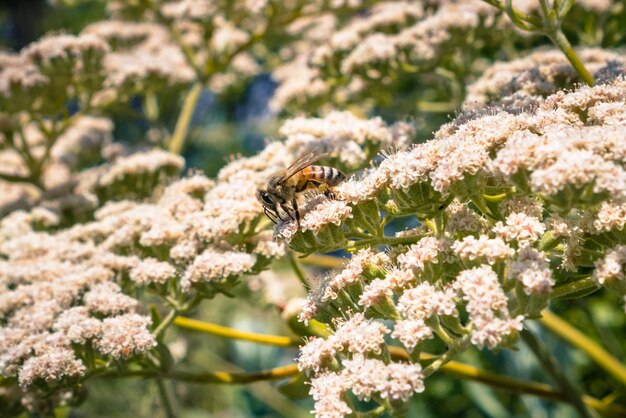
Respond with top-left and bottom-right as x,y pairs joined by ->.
320,166 -> 346,186
296,165 -> 346,192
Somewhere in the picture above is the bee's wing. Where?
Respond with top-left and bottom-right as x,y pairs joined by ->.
278,149 -> 327,182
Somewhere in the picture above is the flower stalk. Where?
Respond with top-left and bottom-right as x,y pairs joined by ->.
168,82 -> 203,155
174,316 -> 300,347
540,310 -> 626,387
483,0 -> 594,85
521,328 -> 599,418
102,364 -> 299,384
288,250 -> 311,291
156,378 -> 177,418
552,278 -> 599,299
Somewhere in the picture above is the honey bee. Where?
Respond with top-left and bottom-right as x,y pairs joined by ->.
257,150 -> 346,227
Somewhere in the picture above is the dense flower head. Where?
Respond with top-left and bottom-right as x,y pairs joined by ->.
452,235 -> 515,264
0,253 -> 156,386
95,314 -> 157,359
298,336 -> 340,373
0,141 -> 186,222
593,245 -> 626,286
493,213 -> 546,244
299,197 -> 354,234
508,246 -> 554,295
0,33 -> 109,120
333,313 -> 389,355
397,282 -> 457,320
23,33 -> 110,67
278,111 -> 412,168
593,202 -> 626,233
358,278 -> 394,308
454,265 -> 509,316
17,348 -> 87,387
309,372 -> 352,418
444,199 -> 490,234
298,249 -> 390,323
181,249 -> 257,290
130,258 -> 176,285
342,355 -> 425,402
398,237 -> 448,272
391,319 -> 434,352
454,265 -> 525,349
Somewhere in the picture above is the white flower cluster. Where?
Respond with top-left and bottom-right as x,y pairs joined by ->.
0,170 -> 261,389
271,0 -> 499,112
296,236 -> 537,415
0,257 -> 156,387
83,21 -> 196,96
278,111 -> 413,168
300,314 -> 425,417
464,48 -> 626,110
0,140 -> 184,223
295,75 -> 626,226
0,34 -> 109,110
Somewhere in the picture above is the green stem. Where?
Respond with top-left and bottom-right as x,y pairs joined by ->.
174,316 -> 300,347
169,365 -> 299,384
348,234 -> 424,250
287,250 -> 310,291
300,254 -> 346,269
538,0 -> 552,17
429,318 -> 456,347
168,82 -> 203,155
156,378 -> 177,418
153,309 -> 178,338
483,0 -> 594,86
103,364 -> 299,384
548,30 -> 594,85
470,194 -> 497,220
355,405 -> 387,418
200,351 -> 310,418
540,310 -> 626,387
552,278 -> 598,299
481,0 -> 504,11
483,193 -> 508,203
422,335 -> 471,377
521,328 -> 599,418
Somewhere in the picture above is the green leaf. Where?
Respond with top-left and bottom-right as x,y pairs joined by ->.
278,372 -> 309,400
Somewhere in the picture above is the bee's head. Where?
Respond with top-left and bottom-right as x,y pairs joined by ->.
256,190 -> 276,210
267,174 -> 284,191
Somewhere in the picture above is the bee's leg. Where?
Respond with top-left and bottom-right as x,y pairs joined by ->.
280,203 -> 295,223
292,195 -> 301,229
263,207 -> 278,224
324,188 -> 336,200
